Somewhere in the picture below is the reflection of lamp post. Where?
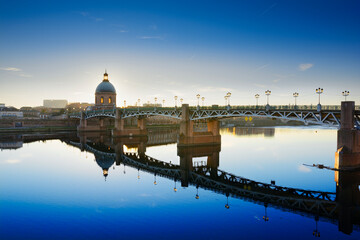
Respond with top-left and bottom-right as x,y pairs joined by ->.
255,94 -> 260,107
196,94 -> 201,106
195,185 -> 199,199
137,169 -> 140,179
316,87 -> 323,111
174,180 -> 177,192
174,96 -> 178,108
123,164 -> 126,174
154,174 -> 157,185
293,92 -> 299,108
225,192 -> 230,209
342,90 -> 349,101
313,215 -> 320,237
263,203 -> 269,222
201,97 -> 205,107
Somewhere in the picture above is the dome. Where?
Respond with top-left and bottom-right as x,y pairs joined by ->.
95,81 -> 116,94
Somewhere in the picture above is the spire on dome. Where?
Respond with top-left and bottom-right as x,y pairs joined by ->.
103,70 -> 109,81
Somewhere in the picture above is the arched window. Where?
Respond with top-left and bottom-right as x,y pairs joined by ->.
100,97 -> 104,104
109,97 -> 112,104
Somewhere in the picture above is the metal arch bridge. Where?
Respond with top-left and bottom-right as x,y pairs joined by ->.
68,141 -> 338,220
69,106 -> 360,127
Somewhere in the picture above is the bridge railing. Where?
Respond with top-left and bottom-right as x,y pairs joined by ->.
68,104 -> 360,118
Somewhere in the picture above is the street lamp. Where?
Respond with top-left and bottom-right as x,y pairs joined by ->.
342,90 -> 349,101
201,97 -> 205,107
180,98 -> 183,105
255,94 -> 260,107
162,99 -> 165,107
293,92 -> 299,108
316,87 -> 323,104
124,100 -> 126,108
196,94 -> 200,106
316,87 -> 323,111
224,95 -> 228,106
174,96 -> 178,108
265,90 -> 271,105
226,92 -> 231,106
154,97 -> 157,105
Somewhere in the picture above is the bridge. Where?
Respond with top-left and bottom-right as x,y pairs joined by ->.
71,105 -> 360,127
69,102 -> 360,147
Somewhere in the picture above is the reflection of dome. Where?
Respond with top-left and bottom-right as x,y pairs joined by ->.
95,81 -> 116,93
95,154 -> 115,178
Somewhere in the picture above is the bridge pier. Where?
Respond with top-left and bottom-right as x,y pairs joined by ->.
336,101 -> 360,168
178,104 -> 221,147
112,109 -> 148,137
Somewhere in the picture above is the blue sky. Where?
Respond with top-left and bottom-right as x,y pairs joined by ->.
0,0 -> 359,107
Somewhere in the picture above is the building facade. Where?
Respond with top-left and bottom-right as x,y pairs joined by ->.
43,99 -> 68,108
95,71 -> 116,109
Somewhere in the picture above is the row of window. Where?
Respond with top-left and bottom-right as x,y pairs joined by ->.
99,96 -> 113,104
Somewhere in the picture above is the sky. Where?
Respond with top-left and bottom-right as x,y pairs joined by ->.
0,0 -> 359,108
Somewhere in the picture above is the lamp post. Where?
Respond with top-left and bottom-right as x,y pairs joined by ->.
316,87 -> 323,111
154,97 -> 158,110
255,94 -> 260,107
180,98 -> 183,105
342,90 -> 349,101
293,92 -> 299,109
224,95 -> 228,106
265,90 -> 271,105
124,100 -> 126,108
265,90 -> 271,111
174,96 -> 178,108
137,99 -> 140,111
196,94 -> 200,107
162,99 -> 165,107
226,92 -> 231,106
201,97 -> 205,107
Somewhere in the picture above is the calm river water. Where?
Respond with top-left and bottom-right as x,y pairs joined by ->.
0,127 -> 359,239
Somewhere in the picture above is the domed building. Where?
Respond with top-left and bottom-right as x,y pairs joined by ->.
95,71 -> 116,109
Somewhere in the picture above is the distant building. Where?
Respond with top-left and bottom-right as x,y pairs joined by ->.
0,104 -> 23,119
43,99 -> 68,108
0,111 -> 23,119
94,71 -> 116,109
66,102 -> 94,112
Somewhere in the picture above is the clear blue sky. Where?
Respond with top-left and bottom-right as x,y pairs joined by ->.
0,0 -> 359,108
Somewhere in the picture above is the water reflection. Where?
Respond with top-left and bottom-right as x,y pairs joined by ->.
0,127 -> 359,239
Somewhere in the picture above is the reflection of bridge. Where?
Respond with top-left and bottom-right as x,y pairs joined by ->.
68,140 -> 339,219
